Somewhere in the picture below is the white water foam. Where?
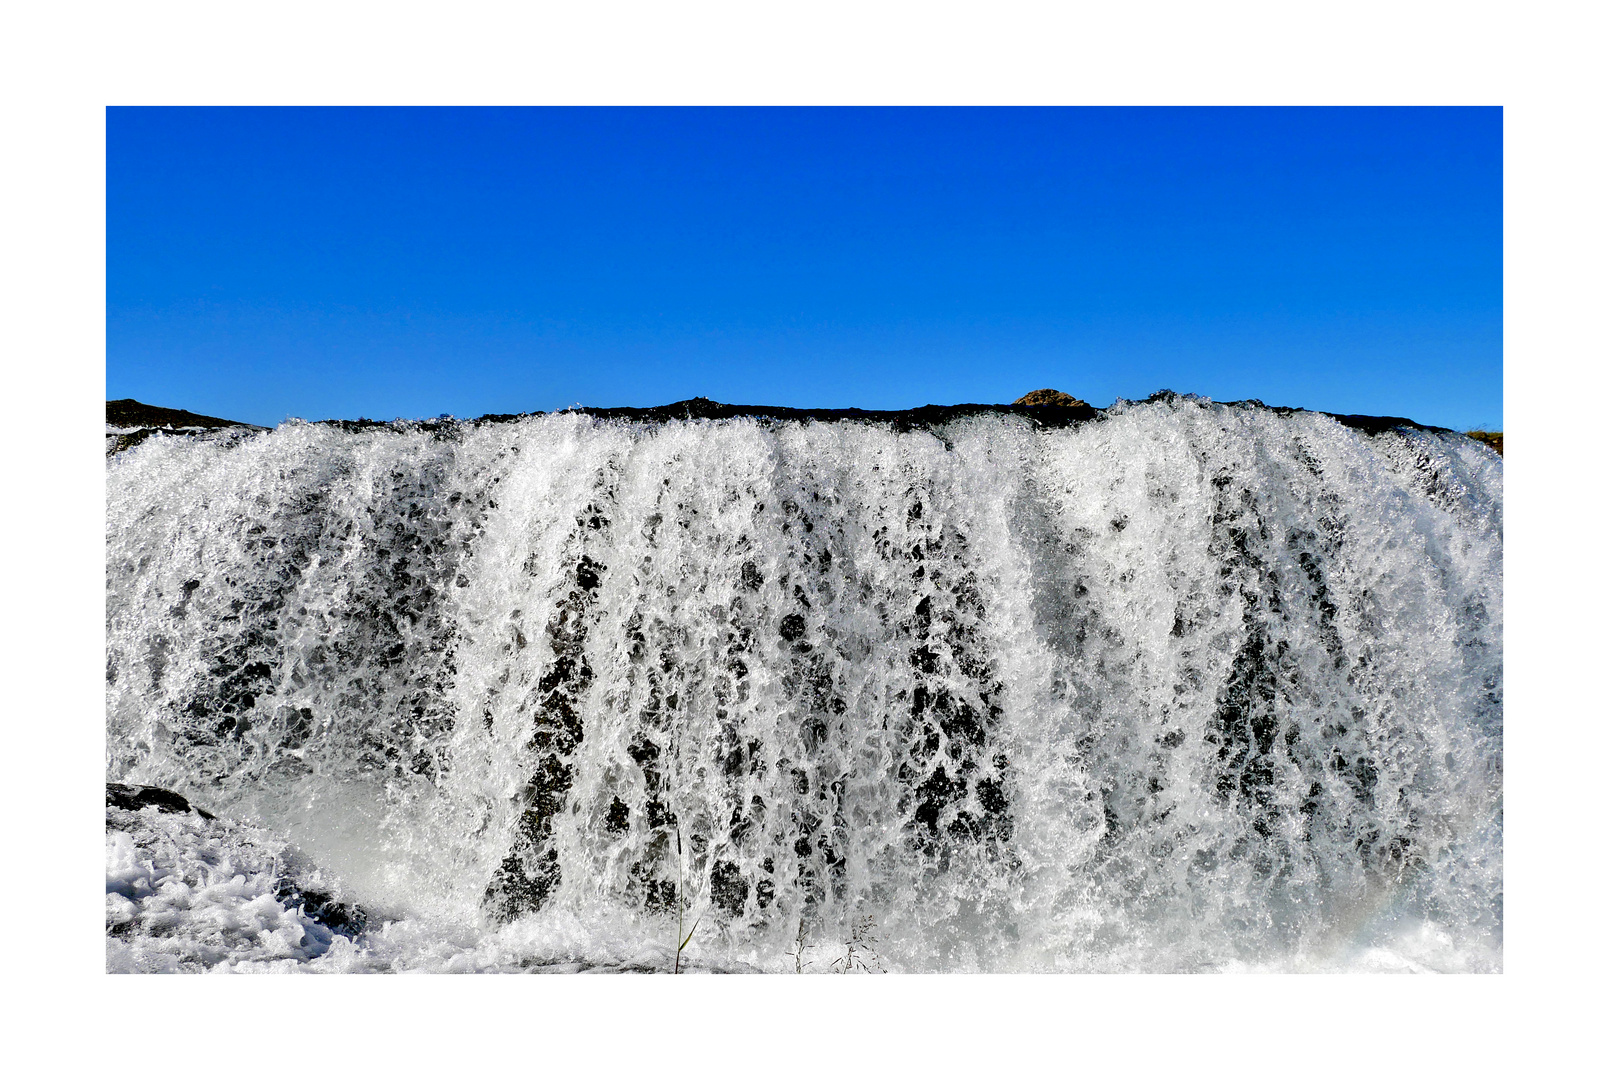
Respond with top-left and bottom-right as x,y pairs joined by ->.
105,400 -> 1502,971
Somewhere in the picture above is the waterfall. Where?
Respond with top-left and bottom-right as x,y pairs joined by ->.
105,397 -> 1502,971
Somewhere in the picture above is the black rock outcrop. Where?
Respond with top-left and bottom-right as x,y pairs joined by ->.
106,782 -> 215,819
107,399 -> 261,430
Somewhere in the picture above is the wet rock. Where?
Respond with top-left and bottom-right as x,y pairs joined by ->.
273,880 -> 369,938
106,782 -> 215,820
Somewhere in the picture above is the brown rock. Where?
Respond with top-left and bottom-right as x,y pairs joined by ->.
1013,389 -> 1088,408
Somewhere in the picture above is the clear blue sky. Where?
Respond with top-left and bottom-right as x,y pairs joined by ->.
107,107 -> 1501,430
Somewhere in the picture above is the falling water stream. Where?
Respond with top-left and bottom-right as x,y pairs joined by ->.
105,397 -> 1502,971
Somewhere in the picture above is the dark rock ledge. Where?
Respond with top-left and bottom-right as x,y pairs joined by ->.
107,390 -> 1467,452
106,782 -> 215,819
106,399 -> 266,430
333,391 -> 1457,438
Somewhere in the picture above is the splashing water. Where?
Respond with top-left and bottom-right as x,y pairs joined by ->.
105,398 -> 1502,972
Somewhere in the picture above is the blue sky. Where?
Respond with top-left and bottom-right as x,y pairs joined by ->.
107,107 -> 1501,430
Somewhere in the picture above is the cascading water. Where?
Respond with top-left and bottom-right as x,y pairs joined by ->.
105,397 -> 1502,972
